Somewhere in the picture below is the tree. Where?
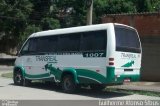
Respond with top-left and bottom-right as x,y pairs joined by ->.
41,17 -> 60,30
0,0 -> 33,53
133,0 -> 153,12
55,0 -> 87,28
151,0 -> 160,12
0,0 -> 160,54
93,0 -> 135,23
29,0 -> 60,29
23,24 -> 41,41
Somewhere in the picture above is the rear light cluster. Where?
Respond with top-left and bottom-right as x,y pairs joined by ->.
109,58 -> 114,66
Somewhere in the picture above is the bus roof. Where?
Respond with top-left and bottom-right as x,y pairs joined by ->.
30,23 -> 135,38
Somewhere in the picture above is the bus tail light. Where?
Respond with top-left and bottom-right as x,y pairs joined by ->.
109,62 -> 114,65
109,58 -> 114,66
109,58 -> 114,61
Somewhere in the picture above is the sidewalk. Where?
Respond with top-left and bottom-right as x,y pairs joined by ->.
0,65 -> 13,72
0,53 -> 17,58
108,82 -> 160,93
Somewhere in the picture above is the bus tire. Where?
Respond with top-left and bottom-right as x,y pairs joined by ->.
90,84 -> 106,91
13,69 -> 24,86
62,74 -> 77,93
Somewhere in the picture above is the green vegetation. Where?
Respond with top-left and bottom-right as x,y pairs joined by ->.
106,88 -> 160,97
1,72 -> 13,78
0,0 -> 160,54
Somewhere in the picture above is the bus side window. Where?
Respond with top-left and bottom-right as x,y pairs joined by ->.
58,33 -> 80,52
81,30 -> 106,51
58,35 -> 70,51
28,38 -> 37,54
20,38 -> 37,55
68,33 -> 80,51
48,36 -> 58,52
30,36 -> 58,53
20,39 -> 30,55
36,37 -> 49,53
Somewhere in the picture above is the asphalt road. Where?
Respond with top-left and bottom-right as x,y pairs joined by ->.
0,77 -> 160,100
0,67 -> 160,106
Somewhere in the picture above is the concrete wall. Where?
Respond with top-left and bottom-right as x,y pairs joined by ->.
141,42 -> 160,81
102,12 -> 160,81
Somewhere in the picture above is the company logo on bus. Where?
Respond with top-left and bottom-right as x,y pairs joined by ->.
121,53 -> 136,59
36,55 -> 57,63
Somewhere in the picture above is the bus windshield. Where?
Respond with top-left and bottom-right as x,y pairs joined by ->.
115,25 -> 141,53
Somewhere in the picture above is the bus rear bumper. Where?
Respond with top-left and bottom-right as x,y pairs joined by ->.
106,67 -> 140,85
106,74 -> 140,85
118,74 -> 140,82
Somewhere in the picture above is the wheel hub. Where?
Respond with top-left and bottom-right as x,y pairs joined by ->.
15,74 -> 22,83
64,78 -> 72,90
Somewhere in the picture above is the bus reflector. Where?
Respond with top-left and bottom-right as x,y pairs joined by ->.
109,58 -> 114,61
109,62 -> 114,65
109,58 -> 114,65
96,70 -> 100,72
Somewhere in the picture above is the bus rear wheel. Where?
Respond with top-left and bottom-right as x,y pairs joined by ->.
62,75 -> 77,93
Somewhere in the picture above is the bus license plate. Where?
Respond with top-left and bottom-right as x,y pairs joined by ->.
124,78 -> 130,83
124,69 -> 133,71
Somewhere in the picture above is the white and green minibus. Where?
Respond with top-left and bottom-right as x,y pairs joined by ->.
13,23 -> 142,93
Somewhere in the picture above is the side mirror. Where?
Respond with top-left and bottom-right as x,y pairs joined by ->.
16,51 -> 20,57
16,43 -> 22,56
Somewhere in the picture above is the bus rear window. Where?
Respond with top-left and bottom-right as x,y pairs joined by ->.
115,25 -> 141,53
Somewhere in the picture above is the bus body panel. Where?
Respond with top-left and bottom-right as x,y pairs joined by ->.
15,53 -> 107,83
112,24 -> 142,83
14,23 -> 142,85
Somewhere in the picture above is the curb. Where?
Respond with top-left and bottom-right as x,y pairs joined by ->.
109,85 -> 160,93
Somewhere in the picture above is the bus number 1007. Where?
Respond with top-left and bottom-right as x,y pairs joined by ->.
83,52 -> 106,57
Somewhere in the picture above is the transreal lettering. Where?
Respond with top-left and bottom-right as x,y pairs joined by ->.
121,53 -> 136,58
36,55 -> 57,63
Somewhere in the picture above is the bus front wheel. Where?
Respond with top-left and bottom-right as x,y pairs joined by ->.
13,69 -> 31,86
13,70 -> 24,86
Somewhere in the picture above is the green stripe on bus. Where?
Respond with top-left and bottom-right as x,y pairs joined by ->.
76,69 -> 106,83
77,76 -> 101,84
106,67 -> 115,83
76,67 -> 115,84
25,73 -> 50,78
